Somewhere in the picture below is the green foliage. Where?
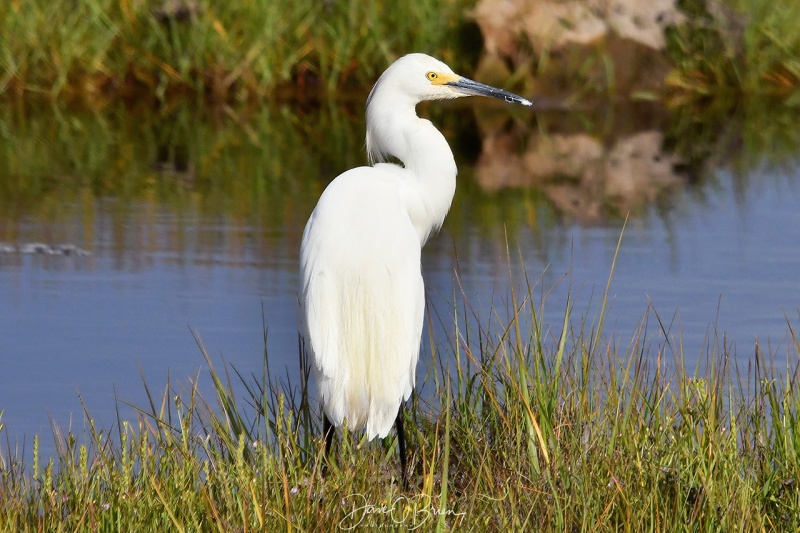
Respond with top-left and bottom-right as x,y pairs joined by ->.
3,0 -> 800,103
738,0 -> 800,91
665,0 -> 741,96
0,0 -> 472,102
666,0 -> 800,99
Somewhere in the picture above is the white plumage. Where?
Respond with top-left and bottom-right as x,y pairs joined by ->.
300,53 -> 531,442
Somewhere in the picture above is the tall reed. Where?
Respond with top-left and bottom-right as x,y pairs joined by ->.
1,0 -> 472,102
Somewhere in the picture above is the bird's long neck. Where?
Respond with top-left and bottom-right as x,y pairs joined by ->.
367,97 -> 457,244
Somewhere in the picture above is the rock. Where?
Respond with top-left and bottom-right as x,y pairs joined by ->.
475,0 -> 685,54
473,0 -> 687,97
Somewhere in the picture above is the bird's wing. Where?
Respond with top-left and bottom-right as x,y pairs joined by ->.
300,166 -> 425,439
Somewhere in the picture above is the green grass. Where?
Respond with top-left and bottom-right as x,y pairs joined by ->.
666,0 -> 800,100
1,248 -> 799,531
0,0 -> 473,103
3,0 -> 800,104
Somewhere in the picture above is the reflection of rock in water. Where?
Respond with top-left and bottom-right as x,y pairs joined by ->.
605,131 -> 684,206
475,129 -> 686,223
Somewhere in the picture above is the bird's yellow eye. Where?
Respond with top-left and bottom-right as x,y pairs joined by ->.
426,72 -> 438,81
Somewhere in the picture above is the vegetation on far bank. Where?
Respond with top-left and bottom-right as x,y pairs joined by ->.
0,255 -> 799,531
1,0 -> 473,105
2,0 -> 800,105
665,0 -> 800,101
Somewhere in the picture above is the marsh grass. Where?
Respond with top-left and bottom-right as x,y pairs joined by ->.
1,240 -> 799,531
1,0 -> 472,103
5,0 -> 800,105
666,0 -> 800,100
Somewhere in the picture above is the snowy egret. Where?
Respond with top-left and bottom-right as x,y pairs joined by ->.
300,53 -> 531,486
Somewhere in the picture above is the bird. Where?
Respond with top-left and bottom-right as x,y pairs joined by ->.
299,53 -> 531,487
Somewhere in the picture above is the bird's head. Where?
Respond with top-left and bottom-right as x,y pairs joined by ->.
368,53 -> 532,107
365,53 -> 531,164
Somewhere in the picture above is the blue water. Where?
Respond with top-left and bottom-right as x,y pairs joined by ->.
1,130 -> 799,461
427,165 -> 800,368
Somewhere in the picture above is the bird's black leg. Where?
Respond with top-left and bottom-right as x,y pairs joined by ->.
396,405 -> 408,489
321,414 -> 334,475
323,414 -> 334,457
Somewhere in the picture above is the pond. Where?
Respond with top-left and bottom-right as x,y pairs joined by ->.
1,97 -> 799,459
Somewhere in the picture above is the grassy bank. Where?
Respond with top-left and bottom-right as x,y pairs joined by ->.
1,0 -> 473,104
1,255 -> 799,531
3,0 -> 800,104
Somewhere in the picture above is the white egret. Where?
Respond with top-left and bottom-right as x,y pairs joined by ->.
300,53 -> 531,486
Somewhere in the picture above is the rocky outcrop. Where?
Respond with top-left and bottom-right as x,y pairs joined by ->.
476,0 -> 684,52
474,0 -> 687,97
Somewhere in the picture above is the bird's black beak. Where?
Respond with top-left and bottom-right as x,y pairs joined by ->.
446,77 -> 532,106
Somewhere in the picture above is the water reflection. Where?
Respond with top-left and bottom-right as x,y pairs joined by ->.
0,97 -> 799,458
